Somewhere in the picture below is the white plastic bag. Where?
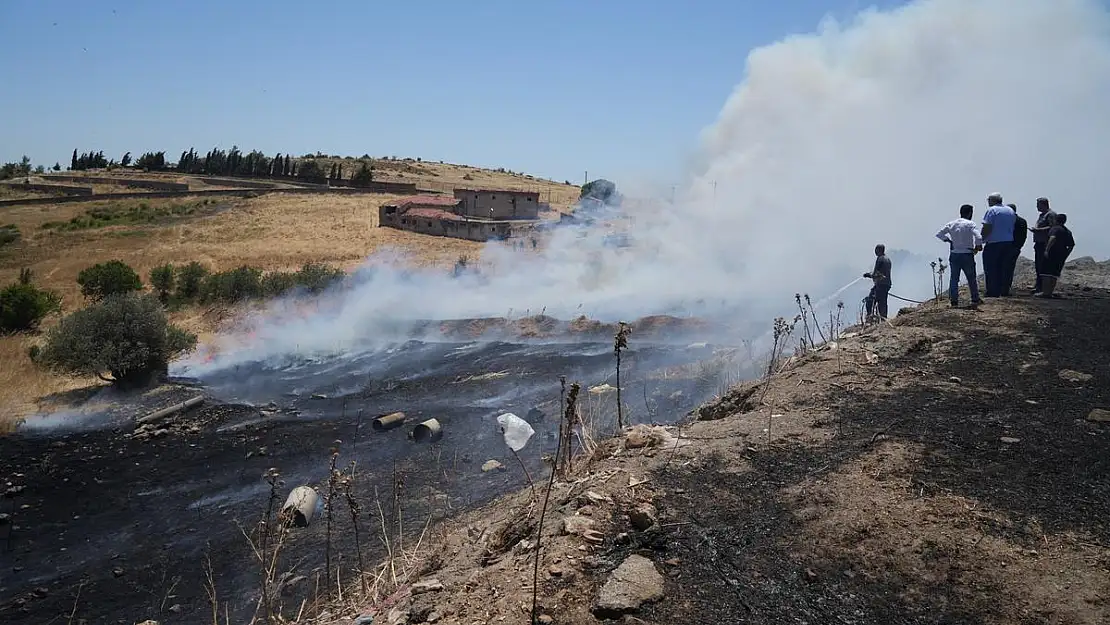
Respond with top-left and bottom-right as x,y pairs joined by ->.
496,412 -> 535,452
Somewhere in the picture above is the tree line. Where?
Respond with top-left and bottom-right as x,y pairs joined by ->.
65,147 -> 376,185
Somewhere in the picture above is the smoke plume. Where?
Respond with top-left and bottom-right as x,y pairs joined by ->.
177,0 -> 1110,374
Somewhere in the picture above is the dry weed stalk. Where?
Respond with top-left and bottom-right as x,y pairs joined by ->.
239,467 -> 291,624
324,442 -> 342,597
531,379 -> 580,625
341,462 -> 368,594
613,321 -> 631,429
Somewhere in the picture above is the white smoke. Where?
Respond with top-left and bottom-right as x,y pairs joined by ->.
177,0 -> 1110,375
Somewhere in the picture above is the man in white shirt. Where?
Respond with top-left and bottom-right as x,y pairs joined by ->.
936,204 -> 984,307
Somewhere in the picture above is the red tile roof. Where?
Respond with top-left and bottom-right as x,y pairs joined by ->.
404,207 -> 466,222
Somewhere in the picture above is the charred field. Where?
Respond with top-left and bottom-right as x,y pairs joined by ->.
0,315 -> 743,624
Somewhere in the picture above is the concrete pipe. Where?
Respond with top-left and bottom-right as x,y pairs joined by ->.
137,396 -> 205,424
372,411 -> 407,432
411,418 -> 442,443
281,486 -> 319,527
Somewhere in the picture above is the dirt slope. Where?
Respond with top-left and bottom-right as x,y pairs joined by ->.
317,277 -> 1110,624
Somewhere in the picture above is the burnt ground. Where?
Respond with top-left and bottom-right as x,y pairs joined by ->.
0,338 -> 732,625
317,267 -> 1110,625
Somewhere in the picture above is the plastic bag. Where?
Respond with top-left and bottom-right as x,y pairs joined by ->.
496,412 -> 535,452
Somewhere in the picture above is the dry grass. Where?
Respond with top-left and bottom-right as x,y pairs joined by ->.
0,156 -> 577,427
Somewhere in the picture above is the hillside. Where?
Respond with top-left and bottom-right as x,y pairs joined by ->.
0,160 -> 578,426
305,272 -> 1110,624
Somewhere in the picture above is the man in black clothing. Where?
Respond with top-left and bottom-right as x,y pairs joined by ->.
1004,203 -> 1027,296
863,243 -> 892,320
1038,213 -> 1075,299
1029,197 -> 1057,294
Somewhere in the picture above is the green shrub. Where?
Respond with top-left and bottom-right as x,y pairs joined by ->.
0,224 -> 20,248
262,271 -> 298,298
77,260 -> 143,301
149,263 -> 175,303
201,266 -> 263,302
36,292 -> 196,387
0,280 -> 61,333
175,261 -> 209,301
295,262 -> 344,293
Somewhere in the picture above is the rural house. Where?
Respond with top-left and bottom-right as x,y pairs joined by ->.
453,188 -> 541,220
378,195 -> 513,241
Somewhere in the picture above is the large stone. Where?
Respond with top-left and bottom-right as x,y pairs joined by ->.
592,555 -> 665,617
628,503 -> 658,531
562,515 -> 596,536
1088,408 -> 1110,422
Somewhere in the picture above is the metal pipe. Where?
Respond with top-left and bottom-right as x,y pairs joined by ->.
411,418 -> 442,443
137,396 -> 204,424
281,486 -> 319,527
371,411 -> 407,432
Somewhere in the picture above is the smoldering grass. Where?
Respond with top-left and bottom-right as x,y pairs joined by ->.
614,321 -> 631,429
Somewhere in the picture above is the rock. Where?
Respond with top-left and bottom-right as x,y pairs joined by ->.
948,376 -> 962,384
582,491 -> 612,506
562,515 -> 596,536
538,616 -> 554,624
353,616 -> 375,625
425,611 -> 441,623
804,568 -> 819,582
279,574 -> 306,596
410,595 -> 436,622
593,555 -> 665,617
1087,409 -> 1110,423
1000,436 -> 1021,444
627,503 -> 658,531
625,427 -> 653,449
582,529 -> 605,545
310,393 -> 328,399
411,578 -> 444,594
0,513 -> 10,525
386,606 -> 410,625
31,587 -> 49,598
1059,369 -> 1093,383
481,460 -> 505,472
112,567 -> 125,577
168,604 -> 182,613
135,621 -> 159,625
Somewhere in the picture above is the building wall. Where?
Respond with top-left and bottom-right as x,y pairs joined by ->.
453,190 -> 540,220
378,207 -> 511,241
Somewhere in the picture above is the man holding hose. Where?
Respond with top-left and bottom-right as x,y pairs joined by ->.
863,243 -> 892,320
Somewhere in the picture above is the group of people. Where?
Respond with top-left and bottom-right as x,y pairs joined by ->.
862,194 -> 1076,319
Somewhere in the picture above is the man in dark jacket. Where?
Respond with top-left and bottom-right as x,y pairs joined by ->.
863,243 -> 892,320
1029,197 -> 1057,294
1004,203 -> 1027,296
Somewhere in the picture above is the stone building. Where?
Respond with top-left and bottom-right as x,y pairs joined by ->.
378,195 -> 513,241
452,188 -> 541,220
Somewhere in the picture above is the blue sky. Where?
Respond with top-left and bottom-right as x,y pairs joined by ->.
0,0 -> 904,184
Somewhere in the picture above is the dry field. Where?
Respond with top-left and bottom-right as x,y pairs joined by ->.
0,163 -> 575,427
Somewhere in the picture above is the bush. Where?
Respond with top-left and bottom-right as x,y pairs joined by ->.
175,261 -> 209,301
0,224 -> 19,247
295,262 -> 344,293
0,280 -> 61,333
149,263 -> 175,303
201,266 -> 263,302
36,292 -> 196,387
77,260 -> 143,300
261,271 -> 298,298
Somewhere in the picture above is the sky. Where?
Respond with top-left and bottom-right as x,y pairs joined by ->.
0,0 -> 904,184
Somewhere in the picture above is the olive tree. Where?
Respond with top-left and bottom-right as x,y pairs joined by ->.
37,292 -> 196,387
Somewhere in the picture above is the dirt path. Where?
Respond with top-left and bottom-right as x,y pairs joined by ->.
326,280 -> 1109,624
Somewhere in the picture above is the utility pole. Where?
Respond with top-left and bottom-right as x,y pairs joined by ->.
584,170 -> 588,186
712,180 -> 717,206
671,185 -> 677,204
